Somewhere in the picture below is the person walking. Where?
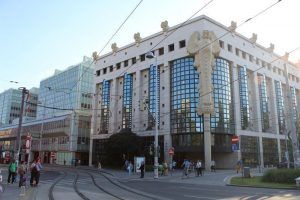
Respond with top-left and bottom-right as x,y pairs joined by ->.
139,161 -> 145,178
35,158 -> 42,186
211,159 -> 216,172
7,159 -> 17,184
127,161 -> 133,176
181,159 -> 190,178
18,161 -> 26,187
30,160 -> 37,186
196,160 -> 202,176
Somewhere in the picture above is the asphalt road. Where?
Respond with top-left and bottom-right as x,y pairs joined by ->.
120,179 -> 300,200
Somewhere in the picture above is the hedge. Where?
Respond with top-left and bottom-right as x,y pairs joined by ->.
262,169 -> 300,184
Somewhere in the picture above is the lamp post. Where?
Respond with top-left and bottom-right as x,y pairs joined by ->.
146,51 -> 159,179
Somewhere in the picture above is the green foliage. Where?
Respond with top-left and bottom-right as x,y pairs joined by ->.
103,130 -> 142,167
262,169 -> 300,184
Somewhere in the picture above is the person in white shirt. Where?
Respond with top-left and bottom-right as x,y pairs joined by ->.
196,160 -> 202,176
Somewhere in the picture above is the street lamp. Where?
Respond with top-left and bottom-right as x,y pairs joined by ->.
145,51 -> 159,179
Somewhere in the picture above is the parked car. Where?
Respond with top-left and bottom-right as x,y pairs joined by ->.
277,161 -> 294,168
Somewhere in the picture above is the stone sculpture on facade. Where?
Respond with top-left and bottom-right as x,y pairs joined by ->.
92,51 -> 100,61
267,43 -> 275,53
228,21 -> 237,33
161,20 -> 169,35
187,30 -> 221,115
111,43 -> 118,55
249,33 -> 257,44
134,32 -> 142,46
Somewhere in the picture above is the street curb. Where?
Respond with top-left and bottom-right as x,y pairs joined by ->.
226,176 -> 298,190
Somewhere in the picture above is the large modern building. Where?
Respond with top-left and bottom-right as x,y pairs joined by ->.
90,15 -> 300,169
0,87 -> 39,126
0,56 -> 94,165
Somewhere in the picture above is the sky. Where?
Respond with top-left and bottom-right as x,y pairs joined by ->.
1,0 -> 300,93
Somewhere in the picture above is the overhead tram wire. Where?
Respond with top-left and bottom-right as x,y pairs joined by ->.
115,0 -> 284,96
117,0 -> 215,78
67,0 -> 144,95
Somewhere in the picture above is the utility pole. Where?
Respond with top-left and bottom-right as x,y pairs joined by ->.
15,87 -> 29,162
283,53 -> 300,168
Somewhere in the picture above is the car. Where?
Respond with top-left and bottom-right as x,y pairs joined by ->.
277,161 -> 294,168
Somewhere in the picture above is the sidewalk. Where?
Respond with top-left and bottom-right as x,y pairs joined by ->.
104,168 -> 265,186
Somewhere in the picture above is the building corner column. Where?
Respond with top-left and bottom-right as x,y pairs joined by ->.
204,114 -> 212,171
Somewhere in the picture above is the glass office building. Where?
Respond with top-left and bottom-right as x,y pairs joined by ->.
91,15 -> 300,168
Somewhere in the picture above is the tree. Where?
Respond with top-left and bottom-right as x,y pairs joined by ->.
103,130 -> 142,167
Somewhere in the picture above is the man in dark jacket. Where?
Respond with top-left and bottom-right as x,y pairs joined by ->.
139,161 -> 145,178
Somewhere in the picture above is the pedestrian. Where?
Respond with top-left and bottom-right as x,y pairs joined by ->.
18,161 -> 26,187
127,161 -> 133,176
30,160 -> 37,186
124,159 -> 129,170
35,158 -> 42,186
139,161 -> 145,178
236,159 -> 243,173
98,161 -> 102,170
64,159 -> 66,165
196,160 -> 202,176
7,159 -> 17,184
163,161 -> 168,176
181,159 -> 190,178
211,159 -> 216,172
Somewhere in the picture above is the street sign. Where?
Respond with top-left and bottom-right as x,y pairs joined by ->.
168,147 -> 174,155
231,135 -> 239,144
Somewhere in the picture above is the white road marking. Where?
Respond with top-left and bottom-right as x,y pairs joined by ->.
184,195 -> 218,199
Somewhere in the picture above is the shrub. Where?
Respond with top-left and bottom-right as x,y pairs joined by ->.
262,169 -> 300,184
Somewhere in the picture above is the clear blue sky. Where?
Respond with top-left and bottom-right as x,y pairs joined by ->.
1,0 -> 299,93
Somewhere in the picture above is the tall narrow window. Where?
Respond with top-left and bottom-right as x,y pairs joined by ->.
238,66 -> 250,130
148,65 -> 160,129
100,80 -> 110,134
290,86 -> 297,123
211,58 -> 234,134
275,80 -> 285,134
258,74 -> 269,132
122,74 -> 133,130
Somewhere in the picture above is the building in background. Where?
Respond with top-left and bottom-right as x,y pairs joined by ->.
90,15 -> 300,169
0,56 -> 94,165
0,87 -> 39,126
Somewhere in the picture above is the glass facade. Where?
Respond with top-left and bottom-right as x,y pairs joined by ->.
122,74 -> 133,129
274,81 -> 285,134
148,65 -> 160,129
100,80 -> 110,134
170,57 -> 203,148
257,74 -> 270,132
263,137 -> 279,166
290,87 -> 297,123
211,58 -> 234,134
238,66 -> 250,130
37,59 -> 93,119
241,135 -> 259,167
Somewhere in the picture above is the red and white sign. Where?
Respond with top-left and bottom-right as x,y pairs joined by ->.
168,147 -> 175,155
231,135 -> 239,144
51,152 -> 56,158
25,134 -> 32,154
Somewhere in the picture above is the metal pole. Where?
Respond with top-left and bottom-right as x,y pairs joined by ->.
154,57 -> 159,179
16,87 -> 28,162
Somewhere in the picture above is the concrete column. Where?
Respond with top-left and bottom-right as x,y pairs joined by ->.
110,78 -> 118,133
270,79 -> 280,135
231,62 -> 242,161
89,137 -> 93,166
259,136 -> 264,168
204,113 -> 211,171
253,72 -> 263,132
277,138 -> 282,163
134,70 -> 142,131
164,134 -> 172,163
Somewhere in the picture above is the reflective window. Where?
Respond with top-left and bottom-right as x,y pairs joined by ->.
241,135 -> 259,167
274,81 -> 285,134
238,66 -> 250,130
170,57 -> 203,136
290,87 -> 297,123
122,74 -> 133,129
263,137 -> 279,166
148,65 -> 160,129
211,58 -> 234,134
257,74 -> 270,132
100,80 -> 110,133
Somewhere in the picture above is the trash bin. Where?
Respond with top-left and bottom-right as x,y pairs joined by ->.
243,167 -> 250,178
295,177 -> 300,189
